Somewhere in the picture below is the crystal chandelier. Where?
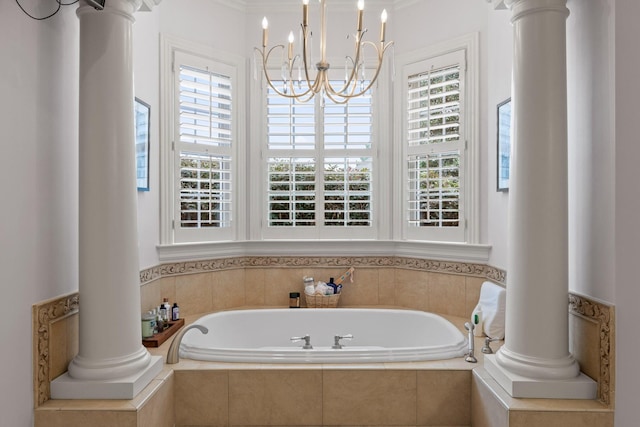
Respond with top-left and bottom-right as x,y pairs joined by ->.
255,0 -> 394,104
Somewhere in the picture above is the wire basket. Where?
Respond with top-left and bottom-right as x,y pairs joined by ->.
304,293 -> 340,308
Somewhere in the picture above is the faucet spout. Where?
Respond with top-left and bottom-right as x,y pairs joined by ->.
166,324 -> 209,364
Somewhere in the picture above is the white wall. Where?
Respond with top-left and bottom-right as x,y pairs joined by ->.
614,0 -> 640,425
485,5 -> 512,270
567,0 -> 615,303
0,2 -> 79,425
134,9 -> 162,269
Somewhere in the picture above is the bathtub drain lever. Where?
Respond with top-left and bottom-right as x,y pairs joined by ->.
291,334 -> 313,349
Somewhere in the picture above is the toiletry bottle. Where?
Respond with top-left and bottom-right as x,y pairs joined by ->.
289,292 -> 300,308
151,308 -> 159,334
141,311 -> 156,338
162,298 -> 171,321
171,302 -> 180,321
156,306 -> 164,332
327,277 -> 338,294
472,309 -> 484,337
159,302 -> 167,322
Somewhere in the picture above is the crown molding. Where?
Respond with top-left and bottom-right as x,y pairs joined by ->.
211,0 -> 413,13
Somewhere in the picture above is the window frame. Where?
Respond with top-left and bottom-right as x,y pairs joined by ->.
252,65 -> 386,241
159,35 -> 246,245
394,33 -> 480,244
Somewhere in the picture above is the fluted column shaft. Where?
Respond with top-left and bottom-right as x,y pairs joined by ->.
496,0 -> 579,380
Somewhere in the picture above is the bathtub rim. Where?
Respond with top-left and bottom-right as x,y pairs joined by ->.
179,307 -> 469,364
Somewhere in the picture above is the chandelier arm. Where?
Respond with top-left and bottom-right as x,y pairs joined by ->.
257,45 -> 315,100
328,33 -> 364,97
323,40 -> 394,101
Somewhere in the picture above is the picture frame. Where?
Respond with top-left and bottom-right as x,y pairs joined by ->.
134,97 -> 150,191
497,97 -> 511,192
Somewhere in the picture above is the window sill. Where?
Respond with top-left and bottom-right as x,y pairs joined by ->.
157,240 -> 491,264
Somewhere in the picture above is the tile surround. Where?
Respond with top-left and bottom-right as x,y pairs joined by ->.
33,255 -> 614,427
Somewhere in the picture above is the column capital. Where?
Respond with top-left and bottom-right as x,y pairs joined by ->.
77,0 -> 143,19
505,0 -> 569,21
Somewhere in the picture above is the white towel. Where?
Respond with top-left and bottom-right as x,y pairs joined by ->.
472,281 -> 506,339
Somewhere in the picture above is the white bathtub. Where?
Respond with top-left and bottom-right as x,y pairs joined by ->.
179,308 -> 468,363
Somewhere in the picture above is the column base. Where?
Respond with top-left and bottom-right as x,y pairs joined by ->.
50,355 -> 162,400
484,354 -> 597,399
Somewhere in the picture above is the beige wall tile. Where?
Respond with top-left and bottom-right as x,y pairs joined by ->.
229,370 -> 322,426
245,268 -> 266,306
138,374 -> 174,427
377,267 -> 396,305
509,410 -> 613,427
338,268 -> 379,306
212,269 -> 246,310
395,269 -> 429,311
417,370 -> 471,426
569,314 -> 600,382
471,371 -> 508,427
140,279 -> 162,313
158,276 -> 177,310
175,273 -> 213,316
34,409 -> 137,427
264,268 -> 306,306
323,370 -> 417,426
48,314 -> 79,381
465,276 -> 485,318
174,370 -> 228,426
428,273 -> 466,317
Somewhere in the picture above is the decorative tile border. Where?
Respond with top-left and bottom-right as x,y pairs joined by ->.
32,292 -> 79,407
569,294 -> 614,407
140,256 -> 499,285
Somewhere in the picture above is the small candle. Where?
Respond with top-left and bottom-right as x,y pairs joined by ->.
262,17 -> 269,47
303,0 -> 309,27
380,9 -> 387,43
288,31 -> 295,60
357,0 -> 364,32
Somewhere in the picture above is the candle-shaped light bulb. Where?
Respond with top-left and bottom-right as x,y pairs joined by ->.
262,17 -> 269,47
380,9 -> 387,42
303,0 -> 309,26
288,31 -> 295,60
357,0 -> 364,31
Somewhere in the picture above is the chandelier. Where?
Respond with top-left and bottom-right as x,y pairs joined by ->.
255,0 -> 394,104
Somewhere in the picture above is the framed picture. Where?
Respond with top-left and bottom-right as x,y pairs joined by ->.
134,97 -> 150,191
497,97 -> 511,192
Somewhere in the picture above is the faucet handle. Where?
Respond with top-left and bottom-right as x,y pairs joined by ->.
291,334 -> 313,349
481,337 -> 502,354
332,334 -> 354,349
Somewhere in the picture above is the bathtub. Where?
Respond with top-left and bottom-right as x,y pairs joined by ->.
179,308 -> 468,363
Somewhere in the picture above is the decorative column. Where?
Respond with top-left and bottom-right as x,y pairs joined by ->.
51,0 -> 161,399
484,0 -> 596,399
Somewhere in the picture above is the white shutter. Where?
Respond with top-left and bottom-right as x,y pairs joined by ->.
263,80 -> 375,238
173,51 -> 235,242
403,49 -> 466,242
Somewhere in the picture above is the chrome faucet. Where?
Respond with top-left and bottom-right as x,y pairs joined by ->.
464,322 -> 477,363
291,334 -> 313,349
481,337 -> 502,354
332,334 -> 353,349
166,324 -> 209,364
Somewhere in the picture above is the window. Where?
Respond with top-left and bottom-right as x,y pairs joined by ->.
399,44 -> 476,243
262,80 -> 376,239
161,45 -> 244,244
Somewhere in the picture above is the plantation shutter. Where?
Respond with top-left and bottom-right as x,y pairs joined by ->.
404,50 -> 466,241
264,80 -> 374,238
173,52 -> 235,242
